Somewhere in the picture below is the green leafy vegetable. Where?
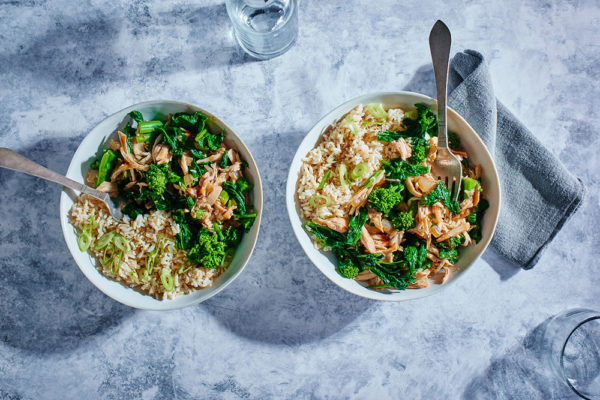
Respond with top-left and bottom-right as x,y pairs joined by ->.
129,110 -> 144,123
137,120 -> 163,134
388,210 -> 415,231
421,182 -> 460,214
237,213 -> 257,232
408,137 -> 429,164
401,103 -> 438,138
170,112 -> 207,131
186,228 -> 226,269
236,177 -> 253,192
462,177 -> 480,192
146,164 -> 168,196
467,199 -> 489,243
194,127 -> 223,152
368,183 -> 404,215
381,158 -> 429,181
437,234 -> 464,251
95,149 -> 117,187
223,181 -> 246,215
346,207 -> 368,246
448,132 -> 460,149
304,221 -> 345,249
438,248 -> 458,263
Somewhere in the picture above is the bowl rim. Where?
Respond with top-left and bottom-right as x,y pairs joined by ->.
285,91 -> 501,301
59,99 -> 263,310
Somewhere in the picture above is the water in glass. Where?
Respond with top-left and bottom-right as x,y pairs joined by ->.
226,0 -> 298,59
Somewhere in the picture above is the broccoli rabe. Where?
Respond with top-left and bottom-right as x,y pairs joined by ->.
468,199 -> 489,243
437,234 -> 464,251
186,228 -> 226,269
146,164 -> 168,196
438,248 -> 458,263
368,183 -> 404,215
408,138 -> 429,164
448,132 -> 460,149
336,251 -> 360,279
389,210 -> 415,231
381,158 -> 429,181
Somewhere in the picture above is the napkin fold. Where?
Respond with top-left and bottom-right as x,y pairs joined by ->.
447,50 -> 585,269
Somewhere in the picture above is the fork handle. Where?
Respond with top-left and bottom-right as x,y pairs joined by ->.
0,147 -> 110,202
429,20 -> 452,150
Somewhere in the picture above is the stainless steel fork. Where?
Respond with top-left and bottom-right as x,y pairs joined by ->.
429,20 -> 462,201
0,148 -> 123,220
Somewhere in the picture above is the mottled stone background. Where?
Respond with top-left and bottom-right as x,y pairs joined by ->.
0,0 -> 598,399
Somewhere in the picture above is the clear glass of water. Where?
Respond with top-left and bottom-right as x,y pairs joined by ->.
225,0 -> 298,60
542,308 -> 600,399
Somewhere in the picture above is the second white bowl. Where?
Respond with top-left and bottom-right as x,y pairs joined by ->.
286,91 -> 500,301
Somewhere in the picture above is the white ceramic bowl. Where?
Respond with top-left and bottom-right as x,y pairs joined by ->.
60,100 -> 262,310
286,92 -> 500,301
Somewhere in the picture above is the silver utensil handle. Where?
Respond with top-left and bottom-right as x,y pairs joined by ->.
0,147 -> 109,201
429,20 -> 452,150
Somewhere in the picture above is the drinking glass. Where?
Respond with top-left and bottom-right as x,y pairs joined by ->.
225,0 -> 298,60
542,308 -> 600,399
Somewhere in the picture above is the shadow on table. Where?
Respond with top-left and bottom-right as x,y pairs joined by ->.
403,64 -> 519,281
0,3 -> 255,89
203,130 -> 377,345
0,137 -> 134,354
462,319 -> 577,400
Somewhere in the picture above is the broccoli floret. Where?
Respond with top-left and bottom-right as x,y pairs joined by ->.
439,248 -> 459,263
223,225 -> 243,247
338,264 -> 359,279
389,210 -> 415,231
146,164 -> 168,196
186,228 -> 226,269
334,248 -> 360,279
368,184 -> 404,215
408,138 -> 429,163
437,234 -> 464,251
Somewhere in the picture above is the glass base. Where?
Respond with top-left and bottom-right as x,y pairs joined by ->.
233,30 -> 297,60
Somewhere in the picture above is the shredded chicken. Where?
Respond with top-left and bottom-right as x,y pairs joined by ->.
86,169 -> 98,186
117,131 -> 149,171
198,147 -> 225,164
152,144 -> 172,165
392,138 -> 412,161
368,208 -> 384,232
427,137 -> 438,163
110,163 -> 129,182
354,270 -> 377,281
408,269 -> 431,288
348,172 -> 384,213
314,217 -> 348,233
96,181 -> 118,197
436,222 -> 471,242
360,226 -> 376,253
180,152 -> 193,175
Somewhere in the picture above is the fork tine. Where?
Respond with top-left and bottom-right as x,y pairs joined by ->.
451,176 -> 462,202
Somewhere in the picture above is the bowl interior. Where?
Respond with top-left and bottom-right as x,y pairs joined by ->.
60,100 -> 262,310
286,92 -> 500,301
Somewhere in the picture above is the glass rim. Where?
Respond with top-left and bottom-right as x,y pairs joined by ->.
559,315 -> 600,400
226,0 -> 298,36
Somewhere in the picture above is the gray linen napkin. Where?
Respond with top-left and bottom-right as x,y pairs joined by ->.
447,50 -> 585,269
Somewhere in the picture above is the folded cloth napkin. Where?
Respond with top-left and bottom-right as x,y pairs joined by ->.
447,50 -> 585,269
